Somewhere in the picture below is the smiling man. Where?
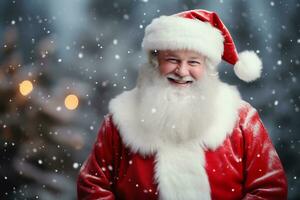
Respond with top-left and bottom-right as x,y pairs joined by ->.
77,9 -> 287,200
157,50 -> 206,87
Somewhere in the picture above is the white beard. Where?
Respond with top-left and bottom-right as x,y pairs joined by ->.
135,63 -> 221,145
109,62 -> 241,200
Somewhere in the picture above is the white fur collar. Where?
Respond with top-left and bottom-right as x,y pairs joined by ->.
109,80 -> 241,155
109,72 -> 241,199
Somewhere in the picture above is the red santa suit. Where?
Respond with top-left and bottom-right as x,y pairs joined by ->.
77,9 -> 287,200
77,82 -> 287,200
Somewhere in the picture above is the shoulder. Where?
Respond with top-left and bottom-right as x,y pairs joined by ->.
100,114 -> 117,134
235,101 -> 271,144
96,114 -> 123,147
227,101 -> 263,144
237,101 -> 260,128
102,114 -> 116,131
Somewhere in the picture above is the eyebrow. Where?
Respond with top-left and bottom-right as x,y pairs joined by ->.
189,56 -> 202,60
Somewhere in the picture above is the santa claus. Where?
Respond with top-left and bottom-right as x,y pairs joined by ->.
77,9 -> 287,200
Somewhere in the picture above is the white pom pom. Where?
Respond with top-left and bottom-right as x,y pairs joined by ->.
233,51 -> 262,82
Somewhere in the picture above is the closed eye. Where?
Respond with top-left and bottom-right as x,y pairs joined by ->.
166,58 -> 179,64
188,60 -> 201,66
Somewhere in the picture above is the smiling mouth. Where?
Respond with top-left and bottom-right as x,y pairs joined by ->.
167,77 -> 193,85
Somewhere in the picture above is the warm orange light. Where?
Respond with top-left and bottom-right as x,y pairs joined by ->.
64,94 -> 79,110
19,80 -> 33,96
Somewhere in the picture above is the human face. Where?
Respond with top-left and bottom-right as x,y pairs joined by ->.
157,50 -> 206,88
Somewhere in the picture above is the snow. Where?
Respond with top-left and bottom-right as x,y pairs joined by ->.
277,60 -> 282,65
123,14 -> 130,20
115,54 -> 120,59
113,39 -> 118,45
1,0 -> 299,199
256,154 -> 261,158
107,165 -> 113,171
73,162 -> 79,169
78,52 -> 83,58
151,108 -> 157,114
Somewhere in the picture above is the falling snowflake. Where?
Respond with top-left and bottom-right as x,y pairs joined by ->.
113,39 -> 118,45
123,14 -> 129,20
115,54 -> 120,60
277,60 -> 282,65
107,165 -> 113,171
151,108 -> 157,114
78,52 -> 83,59
73,162 -> 79,169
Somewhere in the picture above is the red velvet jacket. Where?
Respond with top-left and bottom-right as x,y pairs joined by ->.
77,104 -> 287,200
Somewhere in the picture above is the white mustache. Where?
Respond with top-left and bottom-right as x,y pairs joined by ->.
166,74 -> 195,82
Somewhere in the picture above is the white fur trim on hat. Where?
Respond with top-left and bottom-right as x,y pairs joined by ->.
142,16 -> 224,66
234,51 -> 263,82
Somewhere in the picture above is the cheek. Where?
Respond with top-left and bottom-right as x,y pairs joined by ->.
158,62 -> 176,76
190,67 -> 205,80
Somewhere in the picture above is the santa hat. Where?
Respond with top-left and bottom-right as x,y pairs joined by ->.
142,9 -> 262,82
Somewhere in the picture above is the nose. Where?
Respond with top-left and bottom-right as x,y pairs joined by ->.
175,62 -> 189,77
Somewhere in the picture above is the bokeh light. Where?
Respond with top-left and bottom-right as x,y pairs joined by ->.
19,80 -> 33,96
64,94 -> 79,110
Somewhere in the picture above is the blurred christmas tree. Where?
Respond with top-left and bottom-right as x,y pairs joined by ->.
0,11 -> 93,200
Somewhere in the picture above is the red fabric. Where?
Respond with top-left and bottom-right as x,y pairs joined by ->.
177,9 -> 239,65
77,104 -> 287,200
